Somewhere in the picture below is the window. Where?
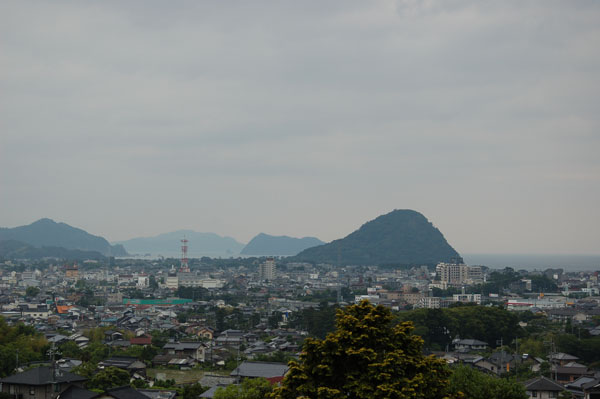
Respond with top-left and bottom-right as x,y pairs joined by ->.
549,393 -> 558,398
30,387 -> 35,395
532,391 -> 537,397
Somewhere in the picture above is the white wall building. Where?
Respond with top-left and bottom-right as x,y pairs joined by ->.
259,258 -> 276,281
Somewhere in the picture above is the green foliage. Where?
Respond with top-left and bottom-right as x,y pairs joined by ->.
555,333 -> 600,365
215,378 -> 273,399
0,317 -> 48,377
447,365 -> 527,399
287,302 -> 338,338
59,340 -> 82,359
87,366 -> 130,391
113,344 -> 144,359
151,329 -> 171,348
80,342 -> 110,363
180,383 -> 209,399
149,275 -> 159,290
528,275 -> 558,292
254,351 -> 296,363
154,378 -> 177,388
517,338 -> 547,358
177,286 -> 209,301
271,300 -> 452,399
399,305 -> 521,350
25,286 -> 40,297
71,362 -> 97,378
131,379 -> 148,388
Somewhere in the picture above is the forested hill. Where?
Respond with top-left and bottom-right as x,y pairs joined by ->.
241,233 -> 324,256
293,209 -> 460,266
0,239 -> 106,261
0,218 -> 127,256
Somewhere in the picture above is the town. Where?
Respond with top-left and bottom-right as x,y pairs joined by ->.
1,243 -> 600,399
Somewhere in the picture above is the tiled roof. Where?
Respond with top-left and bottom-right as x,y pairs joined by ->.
524,376 -> 565,392
230,361 -> 289,378
105,386 -> 149,399
57,385 -> 98,399
0,367 -> 87,386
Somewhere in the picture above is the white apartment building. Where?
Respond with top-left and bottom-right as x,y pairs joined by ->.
166,266 -> 179,290
436,263 -> 483,286
452,293 -> 482,305
259,258 -> 276,281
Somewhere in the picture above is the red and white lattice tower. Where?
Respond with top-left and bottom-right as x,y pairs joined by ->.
180,237 -> 190,272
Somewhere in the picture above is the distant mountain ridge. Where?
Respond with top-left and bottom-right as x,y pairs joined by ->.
0,218 -> 127,256
0,239 -> 106,260
293,209 -> 460,266
241,233 -> 325,256
115,230 -> 245,257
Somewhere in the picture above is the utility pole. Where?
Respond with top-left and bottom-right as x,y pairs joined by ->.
497,337 -> 504,376
47,342 -> 62,396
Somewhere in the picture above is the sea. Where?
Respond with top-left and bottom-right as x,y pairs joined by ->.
462,254 -> 600,272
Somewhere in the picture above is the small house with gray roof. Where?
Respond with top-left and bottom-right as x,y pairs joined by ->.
0,366 -> 87,399
523,376 -> 565,399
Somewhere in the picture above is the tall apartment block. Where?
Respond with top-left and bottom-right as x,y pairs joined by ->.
259,257 -> 276,281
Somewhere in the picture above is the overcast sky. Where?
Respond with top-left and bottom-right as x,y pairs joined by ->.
1,1 -> 599,254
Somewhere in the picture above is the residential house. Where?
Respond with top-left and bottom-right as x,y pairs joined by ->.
162,341 -> 207,362
230,361 -> 289,383
453,338 -> 488,352
553,362 -> 592,384
580,378 -> 600,399
58,385 -> 149,399
130,335 -> 152,346
98,356 -> 146,376
523,376 -> 566,399
564,376 -> 597,398
549,353 -> 580,366
0,366 -> 87,399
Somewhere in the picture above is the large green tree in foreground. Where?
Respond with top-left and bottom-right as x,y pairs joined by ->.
270,300 -> 452,399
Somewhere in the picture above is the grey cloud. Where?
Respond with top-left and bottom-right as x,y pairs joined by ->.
1,0 -> 599,252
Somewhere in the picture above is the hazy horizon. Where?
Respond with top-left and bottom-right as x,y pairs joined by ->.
2,1 -> 599,255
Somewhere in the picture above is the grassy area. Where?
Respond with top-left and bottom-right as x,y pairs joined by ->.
147,368 -> 229,385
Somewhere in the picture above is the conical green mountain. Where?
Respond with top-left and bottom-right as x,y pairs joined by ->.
293,209 -> 460,266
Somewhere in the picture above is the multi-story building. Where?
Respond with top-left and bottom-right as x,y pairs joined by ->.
65,263 -> 79,279
259,258 -> 276,281
166,266 -> 179,290
435,262 -> 483,286
452,293 -> 482,305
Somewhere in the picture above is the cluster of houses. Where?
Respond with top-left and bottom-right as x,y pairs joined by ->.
438,339 -> 600,399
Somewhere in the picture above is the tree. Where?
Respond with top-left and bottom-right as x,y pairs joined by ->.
71,362 -> 97,378
447,365 -> 527,399
59,340 -> 82,359
25,286 -> 40,298
271,300 -> 452,399
87,366 -> 130,391
149,275 -> 159,290
180,383 -> 208,399
215,378 -> 273,399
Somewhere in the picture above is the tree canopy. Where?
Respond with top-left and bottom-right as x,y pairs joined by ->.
215,378 -> 273,399
398,305 -> 521,350
270,300 -> 452,399
447,365 -> 527,399
87,366 -> 130,391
